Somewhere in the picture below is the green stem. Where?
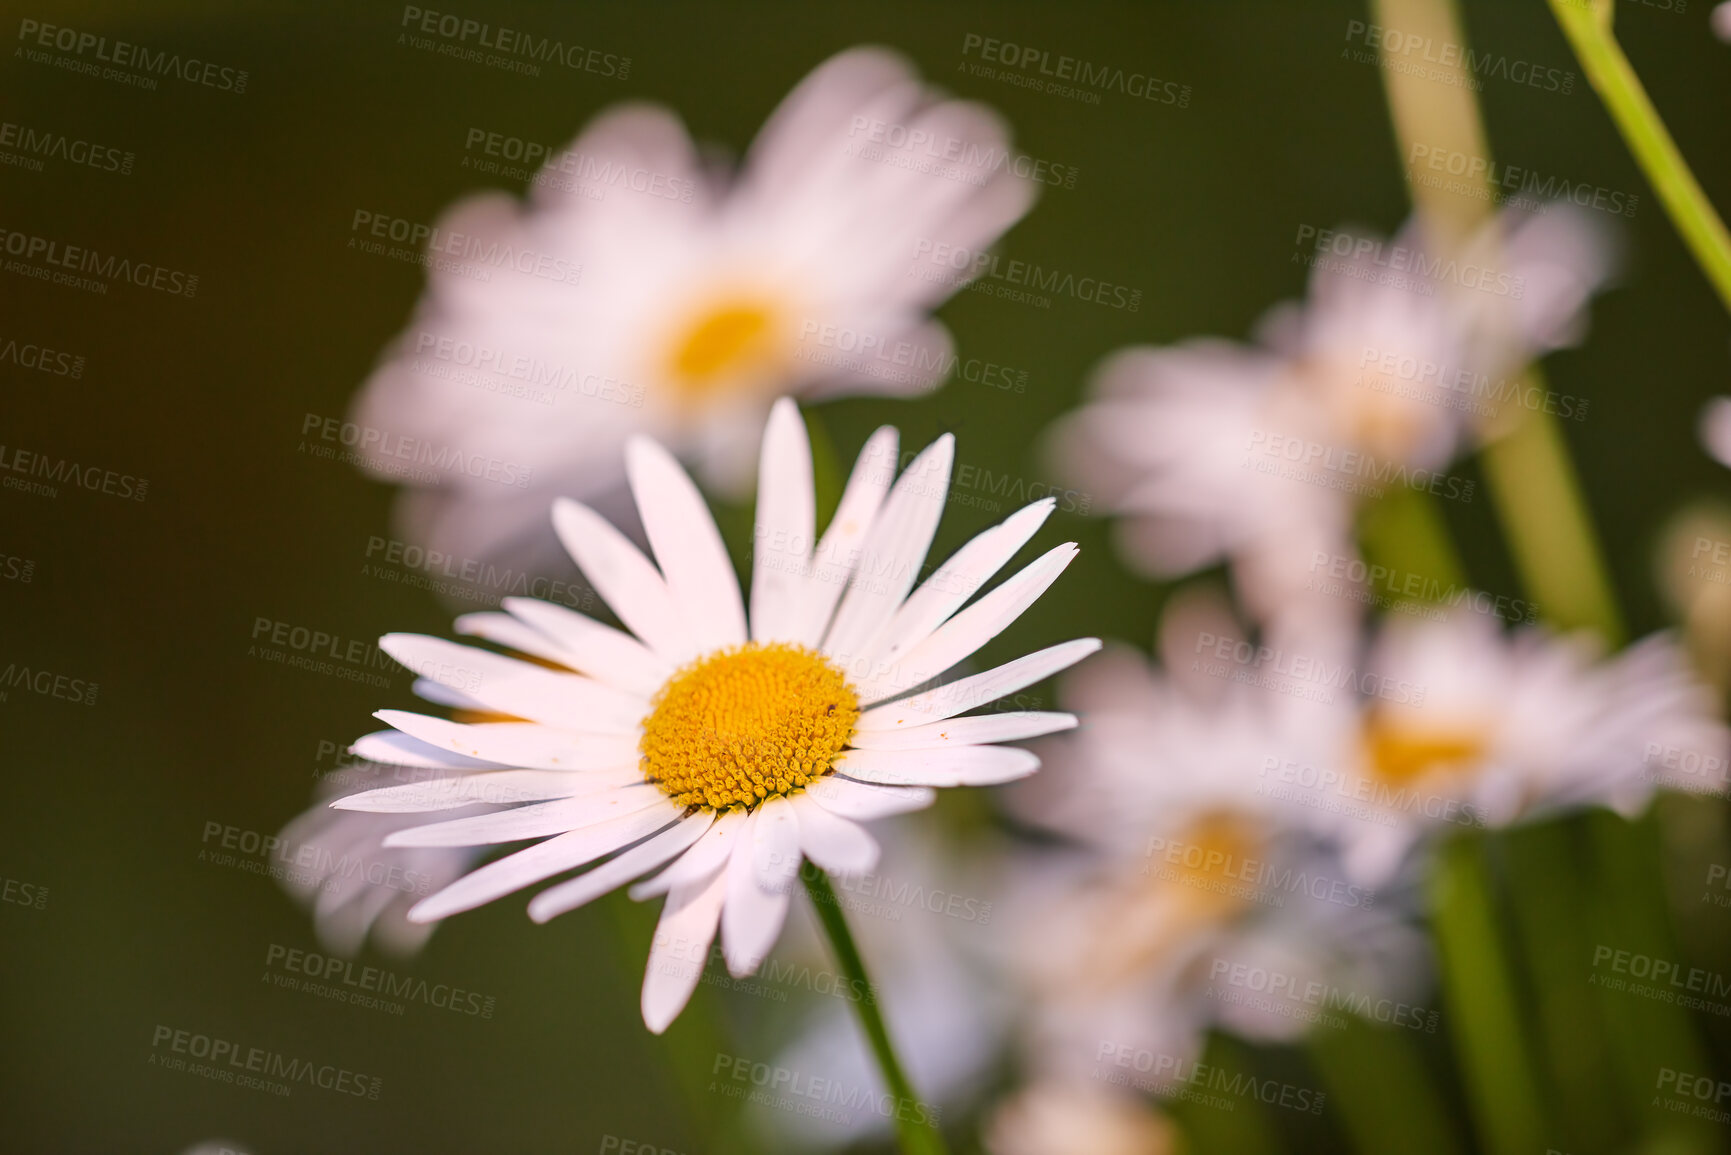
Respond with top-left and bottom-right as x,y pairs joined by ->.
801,868 -> 948,1155
1431,835 -> 1549,1155
1548,0 -> 1731,317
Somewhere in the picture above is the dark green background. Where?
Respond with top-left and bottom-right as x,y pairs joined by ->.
4,2 -> 1730,1152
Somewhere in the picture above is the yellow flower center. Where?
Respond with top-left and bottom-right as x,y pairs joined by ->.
639,642 -> 859,811
1361,715 -> 1489,786
666,300 -> 780,397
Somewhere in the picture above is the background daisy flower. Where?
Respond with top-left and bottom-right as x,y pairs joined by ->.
349,45 -> 1038,570
334,399 -> 1097,1031
1046,206 -> 1612,634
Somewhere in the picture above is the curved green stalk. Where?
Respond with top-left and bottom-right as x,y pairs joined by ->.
1548,0 -> 1731,316
802,868 -> 949,1155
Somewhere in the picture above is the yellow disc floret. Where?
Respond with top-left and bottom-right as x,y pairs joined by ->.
640,642 -> 859,811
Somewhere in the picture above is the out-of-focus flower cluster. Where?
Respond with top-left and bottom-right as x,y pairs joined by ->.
270,42 -> 1731,1151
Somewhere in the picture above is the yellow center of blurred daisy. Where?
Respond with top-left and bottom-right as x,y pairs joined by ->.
668,302 -> 779,395
1362,716 -> 1488,785
639,642 -> 859,811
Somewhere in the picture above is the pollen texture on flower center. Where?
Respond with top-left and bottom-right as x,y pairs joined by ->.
640,642 -> 859,811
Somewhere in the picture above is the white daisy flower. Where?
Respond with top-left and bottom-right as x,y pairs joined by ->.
1324,611 -> 1726,883
277,757 -> 486,958
1047,206 -> 1611,626
984,1079 -> 1178,1155
998,593 -> 1419,1087
332,399 -> 1097,1032
351,46 -> 1037,566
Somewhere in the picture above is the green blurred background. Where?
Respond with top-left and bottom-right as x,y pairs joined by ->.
4,1 -> 1731,1151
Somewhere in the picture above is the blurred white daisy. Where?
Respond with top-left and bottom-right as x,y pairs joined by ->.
998,592 -> 1423,1090
334,399 -> 1097,1031
1321,611 -> 1725,883
1047,206 -> 1612,628
277,755 -> 487,958
352,46 -> 1037,567
984,1079 -> 1177,1155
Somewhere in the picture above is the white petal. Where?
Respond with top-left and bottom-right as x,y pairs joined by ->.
408,803 -> 682,923
846,711 -> 1078,750
454,611 -> 578,670
333,769 -> 638,813
630,809 -> 750,899
792,426 -> 898,645
376,710 -> 640,770
835,745 -> 1041,787
723,814 -> 791,977
527,813 -> 715,923
383,787 -> 665,848
553,498 -> 698,666
627,436 -> 748,652
350,729 -> 506,771
868,498 -> 1056,665
823,434 -> 954,663
411,676 -> 488,712
641,869 -> 728,1034
750,398 -> 817,643
502,597 -> 673,698
791,795 -> 880,874
856,638 -> 1102,730
805,774 -> 937,819
379,634 -> 646,733
751,795 -> 803,894
855,542 -> 1079,704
